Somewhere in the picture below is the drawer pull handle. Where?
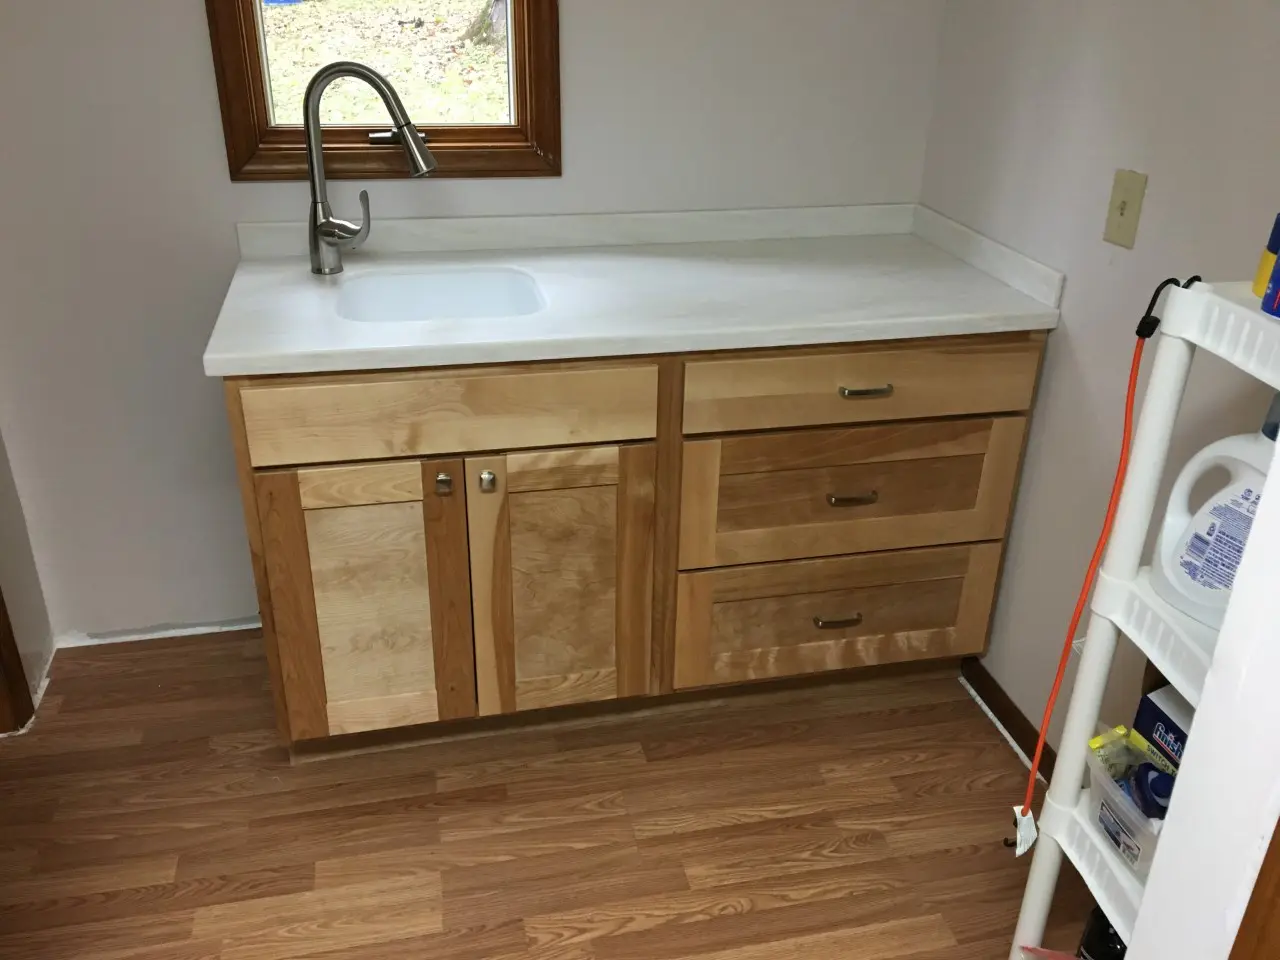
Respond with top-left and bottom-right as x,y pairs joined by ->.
827,491 -> 879,508
838,384 -> 894,399
479,470 -> 498,493
435,472 -> 453,496
813,614 -> 863,630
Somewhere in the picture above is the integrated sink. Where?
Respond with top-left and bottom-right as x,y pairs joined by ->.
336,267 -> 545,323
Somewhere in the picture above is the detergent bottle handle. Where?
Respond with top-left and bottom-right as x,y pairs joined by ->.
1158,438 -> 1258,573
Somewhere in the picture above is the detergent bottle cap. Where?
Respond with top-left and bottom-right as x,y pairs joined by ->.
1267,214 -> 1280,254
1264,392 -> 1280,442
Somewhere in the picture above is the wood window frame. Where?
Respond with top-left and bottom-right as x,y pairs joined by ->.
204,0 -> 561,181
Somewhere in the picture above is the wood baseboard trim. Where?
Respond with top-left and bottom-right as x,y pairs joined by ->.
961,656 -> 1056,780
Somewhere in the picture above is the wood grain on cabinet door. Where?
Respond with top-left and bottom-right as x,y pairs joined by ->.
674,543 -> 1002,689
468,444 -> 656,715
258,459 -> 476,739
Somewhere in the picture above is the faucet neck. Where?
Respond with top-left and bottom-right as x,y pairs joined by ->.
304,61 -> 415,207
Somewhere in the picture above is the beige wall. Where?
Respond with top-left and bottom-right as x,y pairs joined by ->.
921,0 -> 1278,743
0,0 -> 946,638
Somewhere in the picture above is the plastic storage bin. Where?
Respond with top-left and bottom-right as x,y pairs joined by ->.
1086,745 -> 1161,877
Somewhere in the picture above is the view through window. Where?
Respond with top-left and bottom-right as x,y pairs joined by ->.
258,0 -> 514,126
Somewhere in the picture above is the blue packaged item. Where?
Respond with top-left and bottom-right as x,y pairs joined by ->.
1132,685 -> 1194,769
1118,762 -> 1175,820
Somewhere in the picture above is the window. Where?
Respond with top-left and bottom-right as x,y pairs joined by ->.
205,0 -> 560,180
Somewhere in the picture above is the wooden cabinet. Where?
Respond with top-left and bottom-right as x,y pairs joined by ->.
227,332 -> 1044,745
465,445 -> 657,715
254,460 -> 477,740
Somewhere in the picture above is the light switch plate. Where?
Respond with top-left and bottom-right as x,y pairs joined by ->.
1104,169 -> 1148,249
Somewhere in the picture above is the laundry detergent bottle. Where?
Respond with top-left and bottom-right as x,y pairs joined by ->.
1150,393 -> 1279,627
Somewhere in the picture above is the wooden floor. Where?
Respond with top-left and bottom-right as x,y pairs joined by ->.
0,632 -> 1091,959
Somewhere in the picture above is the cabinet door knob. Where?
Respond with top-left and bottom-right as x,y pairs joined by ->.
435,472 -> 453,496
479,470 -> 498,493
838,384 -> 894,399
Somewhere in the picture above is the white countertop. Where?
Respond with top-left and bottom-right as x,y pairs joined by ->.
203,229 -> 1059,377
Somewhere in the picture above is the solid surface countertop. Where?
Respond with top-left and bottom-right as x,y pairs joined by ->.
202,232 -> 1059,377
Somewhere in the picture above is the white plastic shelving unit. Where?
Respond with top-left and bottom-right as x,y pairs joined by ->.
1010,281 -> 1280,959
1090,568 -> 1216,710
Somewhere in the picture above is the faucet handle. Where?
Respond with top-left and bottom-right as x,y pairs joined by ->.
341,190 -> 371,249
318,190 -> 371,251
368,128 -> 430,146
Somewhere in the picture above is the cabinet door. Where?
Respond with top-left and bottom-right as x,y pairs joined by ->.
255,459 -> 476,739
466,444 -> 656,715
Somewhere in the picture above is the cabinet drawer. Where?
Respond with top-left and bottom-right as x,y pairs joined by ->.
682,334 -> 1043,435
679,417 -> 1026,569
674,543 -> 1002,689
239,363 -> 659,468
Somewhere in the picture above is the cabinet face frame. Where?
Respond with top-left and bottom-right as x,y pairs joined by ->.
254,459 -> 477,740
466,444 -> 656,716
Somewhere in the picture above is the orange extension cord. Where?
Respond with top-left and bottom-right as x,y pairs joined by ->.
1019,336 -> 1147,817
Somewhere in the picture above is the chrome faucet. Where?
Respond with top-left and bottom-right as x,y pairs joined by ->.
303,61 -> 437,275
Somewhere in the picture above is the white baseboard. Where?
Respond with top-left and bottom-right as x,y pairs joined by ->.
55,617 -> 262,649
25,642 -> 54,698
959,675 -> 1048,784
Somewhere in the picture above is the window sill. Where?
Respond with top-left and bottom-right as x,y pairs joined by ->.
228,134 -> 560,181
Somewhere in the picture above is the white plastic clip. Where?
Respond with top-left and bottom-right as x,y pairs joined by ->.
1013,806 -> 1038,856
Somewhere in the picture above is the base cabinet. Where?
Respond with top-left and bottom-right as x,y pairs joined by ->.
466,444 -> 656,715
232,333 -> 1043,744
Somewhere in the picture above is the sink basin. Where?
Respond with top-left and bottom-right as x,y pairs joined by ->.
337,267 -> 545,322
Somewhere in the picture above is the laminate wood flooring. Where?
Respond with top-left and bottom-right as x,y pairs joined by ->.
0,632 -> 1091,959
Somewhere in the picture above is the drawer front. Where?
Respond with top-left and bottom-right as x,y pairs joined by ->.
674,543 -> 1002,689
682,334 -> 1043,435
239,364 -> 660,468
679,417 -> 1026,569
